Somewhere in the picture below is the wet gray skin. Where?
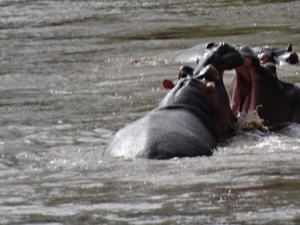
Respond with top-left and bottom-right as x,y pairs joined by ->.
104,65 -> 233,159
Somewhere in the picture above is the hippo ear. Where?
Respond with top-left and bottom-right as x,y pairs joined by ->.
162,79 -> 175,89
287,44 -> 292,52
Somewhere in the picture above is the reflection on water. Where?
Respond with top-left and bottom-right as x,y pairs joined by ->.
0,0 -> 300,224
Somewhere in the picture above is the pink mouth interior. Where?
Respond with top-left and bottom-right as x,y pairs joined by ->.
231,68 -> 254,115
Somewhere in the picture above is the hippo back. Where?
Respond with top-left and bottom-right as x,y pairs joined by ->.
104,107 -> 218,159
104,78 -> 221,159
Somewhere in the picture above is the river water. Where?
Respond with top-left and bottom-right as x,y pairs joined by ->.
1,1 -> 300,224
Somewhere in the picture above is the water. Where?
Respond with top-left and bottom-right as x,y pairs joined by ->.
0,0 -> 300,224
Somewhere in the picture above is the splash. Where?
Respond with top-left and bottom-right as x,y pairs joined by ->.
232,109 -> 266,131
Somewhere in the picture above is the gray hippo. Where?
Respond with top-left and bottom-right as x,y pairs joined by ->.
104,42 -> 243,159
231,46 -> 300,124
175,42 -> 298,66
252,43 -> 299,65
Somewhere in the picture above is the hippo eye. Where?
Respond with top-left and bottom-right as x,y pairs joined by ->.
205,42 -> 215,49
178,71 -> 188,79
178,66 -> 194,79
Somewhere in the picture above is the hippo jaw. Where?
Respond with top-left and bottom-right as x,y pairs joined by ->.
194,42 -> 244,77
230,51 -> 294,123
231,58 -> 256,115
231,46 -> 262,115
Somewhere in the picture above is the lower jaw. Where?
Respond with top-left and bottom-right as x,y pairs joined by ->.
241,94 -> 251,113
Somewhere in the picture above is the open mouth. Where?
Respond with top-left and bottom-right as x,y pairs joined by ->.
231,67 -> 252,115
229,44 -> 266,117
230,57 -> 281,118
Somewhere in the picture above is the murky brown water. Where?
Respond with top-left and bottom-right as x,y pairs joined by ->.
0,1 -> 300,224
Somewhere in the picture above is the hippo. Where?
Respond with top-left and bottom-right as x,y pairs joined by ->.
104,66 -> 235,159
252,44 -> 299,65
175,42 -> 298,68
104,42 -> 243,159
231,46 -> 300,124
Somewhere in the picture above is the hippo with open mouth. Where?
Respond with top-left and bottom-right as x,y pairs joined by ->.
231,46 -> 300,124
104,42 -> 243,159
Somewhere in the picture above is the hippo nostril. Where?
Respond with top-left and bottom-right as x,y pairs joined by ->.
178,71 -> 188,79
205,42 -> 215,49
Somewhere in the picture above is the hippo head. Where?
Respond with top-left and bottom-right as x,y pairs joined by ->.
160,65 -> 235,138
258,44 -> 299,65
193,42 -> 244,77
231,46 -> 294,123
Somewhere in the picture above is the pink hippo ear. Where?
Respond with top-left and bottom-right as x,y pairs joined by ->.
162,79 -> 175,89
287,43 -> 292,52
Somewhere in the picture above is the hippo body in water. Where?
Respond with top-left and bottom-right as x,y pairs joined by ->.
104,43 -> 243,159
231,46 -> 300,124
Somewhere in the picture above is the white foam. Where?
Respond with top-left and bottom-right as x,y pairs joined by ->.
232,110 -> 265,131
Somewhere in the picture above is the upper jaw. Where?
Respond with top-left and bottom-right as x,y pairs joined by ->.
194,42 -> 244,76
231,56 -> 259,115
231,70 -> 252,115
